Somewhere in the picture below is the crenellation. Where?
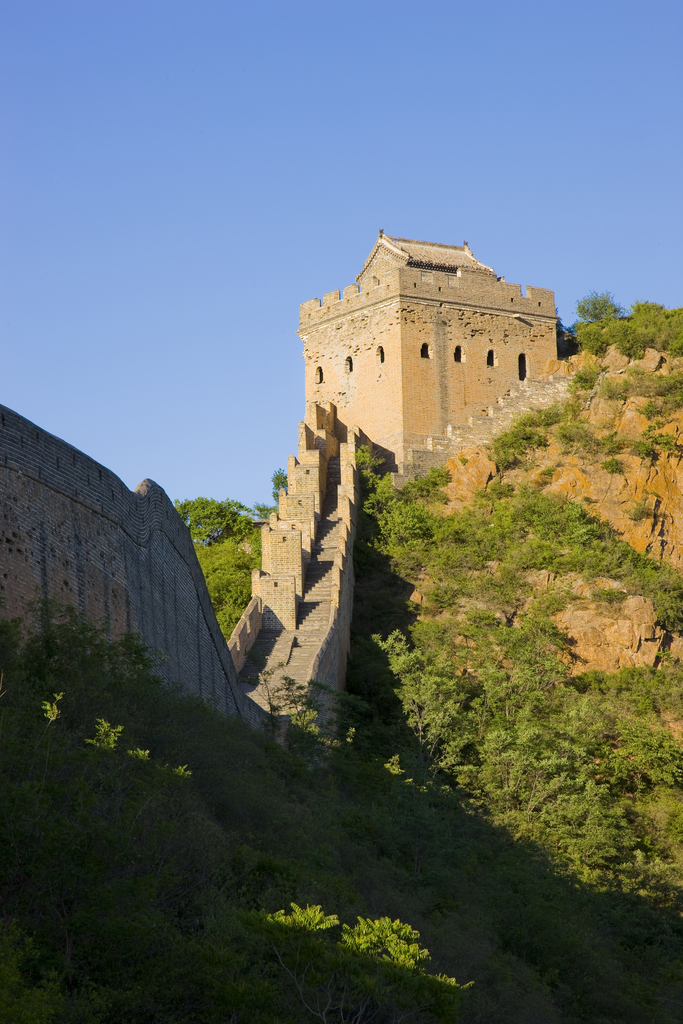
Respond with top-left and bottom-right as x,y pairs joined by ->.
298,233 -> 559,474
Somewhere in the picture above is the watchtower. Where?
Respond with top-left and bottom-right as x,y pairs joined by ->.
298,233 -> 558,473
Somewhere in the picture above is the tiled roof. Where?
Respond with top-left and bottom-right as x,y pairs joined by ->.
387,235 -> 495,274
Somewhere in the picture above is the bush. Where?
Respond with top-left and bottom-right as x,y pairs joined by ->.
601,458 -> 623,474
629,498 -> 652,522
575,302 -> 683,359
492,406 -> 563,470
555,422 -> 601,456
569,364 -> 601,394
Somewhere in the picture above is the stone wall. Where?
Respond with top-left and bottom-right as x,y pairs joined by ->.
299,239 -> 558,475
308,435 -> 358,692
231,401 -> 361,704
0,404 -> 267,729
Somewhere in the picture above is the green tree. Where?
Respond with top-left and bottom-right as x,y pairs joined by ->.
174,496 -> 253,545
576,291 -> 625,323
253,467 -> 289,519
254,903 -> 468,1022
0,931 -> 62,1024
272,467 -> 288,501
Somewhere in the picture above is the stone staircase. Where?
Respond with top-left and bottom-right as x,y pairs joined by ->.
399,375 -> 571,480
238,457 -> 342,708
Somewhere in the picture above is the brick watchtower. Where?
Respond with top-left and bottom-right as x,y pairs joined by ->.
298,233 -> 558,474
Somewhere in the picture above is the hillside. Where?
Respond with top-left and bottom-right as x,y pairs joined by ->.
6,331 -> 683,1021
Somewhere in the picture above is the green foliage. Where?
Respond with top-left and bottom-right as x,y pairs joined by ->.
576,301 -> 683,358
355,465 -> 683,904
175,493 -> 263,639
194,533 -> 261,638
553,420 -> 629,460
601,457 -> 623,474
568,363 -> 601,394
491,405 -> 563,470
576,290 -> 625,323
0,607 -> 473,1024
174,496 -> 253,545
271,467 -> 288,502
0,929 -> 62,1024
629,497 -> 652,522
346,473 -> 683,1019
252,903 -> 467,1022
8,578 -> 683,1021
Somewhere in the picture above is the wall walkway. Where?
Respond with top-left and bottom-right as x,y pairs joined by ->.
230,402 -> 359,708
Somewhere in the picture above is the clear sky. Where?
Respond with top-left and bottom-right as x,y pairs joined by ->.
1,0 -> 681,507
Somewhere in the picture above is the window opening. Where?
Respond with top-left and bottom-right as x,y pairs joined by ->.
314,366 -> 323,383
377,346 -> 385,364
486,349 -> 494,367
518,353 -> 527,381
345,356 -> 353,373
420,343 -> 430,359
454,346 -> 462,363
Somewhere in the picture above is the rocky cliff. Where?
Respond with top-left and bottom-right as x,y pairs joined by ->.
440,347 -> 683,674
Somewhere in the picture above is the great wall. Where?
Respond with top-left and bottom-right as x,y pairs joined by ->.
1,233 -> 569,720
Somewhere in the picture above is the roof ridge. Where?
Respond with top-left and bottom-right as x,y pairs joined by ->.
389,235 -> 467,252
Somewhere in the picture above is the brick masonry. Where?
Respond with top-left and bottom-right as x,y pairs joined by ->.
1,232 -> 567,726
230,401 -> 361,709
299,233 -> 559,473
0,404 -> 267,728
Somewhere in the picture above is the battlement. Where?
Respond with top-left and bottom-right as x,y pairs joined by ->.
300,266 -> 556,332
298,232 -> 559,472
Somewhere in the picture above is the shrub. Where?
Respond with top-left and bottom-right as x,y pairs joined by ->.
629,499 -> 651,522
492,406 -> 563,470
555,422 -> 601,456
601,458 -> 623,475
600,377 -> 630,401
569,364 -> 601,394
575,301 -> 683,359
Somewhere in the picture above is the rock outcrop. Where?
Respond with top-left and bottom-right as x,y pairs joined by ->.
436,346 -> 683,674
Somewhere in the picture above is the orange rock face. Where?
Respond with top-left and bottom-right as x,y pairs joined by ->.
437,348 -> 683,673
553,596 -> 666,673
445,448 -> 496,509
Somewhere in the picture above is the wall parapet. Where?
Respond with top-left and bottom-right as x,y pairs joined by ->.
0,404 -> 268,730
240,404 -> 360,703
228,596 -> 262,674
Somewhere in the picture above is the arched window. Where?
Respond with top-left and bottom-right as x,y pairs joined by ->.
377,346 -> 385,364
518,353 -> 527,381
486,349 -> 494,367
454,346 -> 462,363
314,366 -> 323,384
420,343 -> 430,359
345,356 -> 353,373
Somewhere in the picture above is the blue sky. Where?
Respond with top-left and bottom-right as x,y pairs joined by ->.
1,0 -> 681,507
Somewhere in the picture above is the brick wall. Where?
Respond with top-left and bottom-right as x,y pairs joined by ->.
0,404 -> 267,729
299,249 -> 558,473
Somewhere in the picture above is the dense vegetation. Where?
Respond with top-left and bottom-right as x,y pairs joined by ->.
174,469 -> 288,640
573,295 -> 683,359
0,609 -> 470,1023
353,456 -> 683,862
8,451 -> 683,1021
7,301 -> 683,1021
